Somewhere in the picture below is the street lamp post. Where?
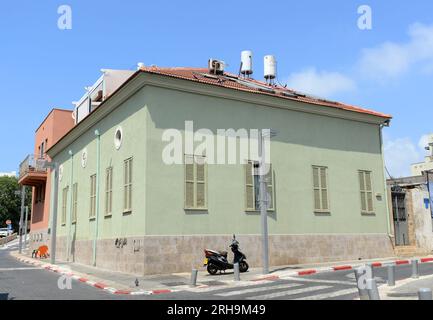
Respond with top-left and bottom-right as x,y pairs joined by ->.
18,186 -> 26,254
258,129 -> 278,275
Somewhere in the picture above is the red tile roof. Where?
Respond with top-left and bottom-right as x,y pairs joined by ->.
140,66 -> 392,120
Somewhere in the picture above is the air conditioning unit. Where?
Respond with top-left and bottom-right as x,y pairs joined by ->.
208,59 -> 225,75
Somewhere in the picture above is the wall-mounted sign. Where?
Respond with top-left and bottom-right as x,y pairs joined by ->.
81,149 -> 88,168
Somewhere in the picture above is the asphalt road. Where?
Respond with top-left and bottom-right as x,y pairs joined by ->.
2,242 -> 433,300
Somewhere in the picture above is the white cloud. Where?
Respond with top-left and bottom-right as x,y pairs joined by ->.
384,137 -> 422,178
285,68 -> 356,98
358,23 -> 433,81
383,133 -> 433,178
418,134 -> 432,150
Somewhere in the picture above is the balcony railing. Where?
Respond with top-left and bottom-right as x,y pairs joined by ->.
19,155 -> 47,180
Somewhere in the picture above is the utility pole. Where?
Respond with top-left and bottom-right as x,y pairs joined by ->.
24,206 -> 29,247
259,130 -> 269,275
258,129 -> 278,275
18,186 -> 26,254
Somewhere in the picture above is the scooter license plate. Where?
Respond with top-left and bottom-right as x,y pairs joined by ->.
203,258 -> 208,265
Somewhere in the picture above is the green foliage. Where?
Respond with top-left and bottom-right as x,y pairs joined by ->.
0,176 -> 31,230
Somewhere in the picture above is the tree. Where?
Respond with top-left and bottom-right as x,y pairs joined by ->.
0,176 -> 31,231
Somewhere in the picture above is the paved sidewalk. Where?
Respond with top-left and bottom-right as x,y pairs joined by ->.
379,274 -> 433,300
11,249 -> 433,296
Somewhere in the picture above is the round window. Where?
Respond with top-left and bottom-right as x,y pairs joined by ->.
114,127 -> 123,150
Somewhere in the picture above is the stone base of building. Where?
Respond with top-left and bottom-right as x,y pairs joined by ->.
55,233 -> 394,276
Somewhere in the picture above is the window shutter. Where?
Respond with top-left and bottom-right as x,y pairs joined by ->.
313,166 -> 329,212
320,168 -> 329,210
185,155 -> 195,208
129,159 -> 133,210
245,163 -> 255,210
266,165 -> 274,210
365,172 -> 373,212
196,160 -> 206,208
72,183 -> 78,223
359,171 -> 374,213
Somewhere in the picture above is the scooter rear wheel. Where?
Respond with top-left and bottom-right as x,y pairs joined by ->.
207,264 -> 219,275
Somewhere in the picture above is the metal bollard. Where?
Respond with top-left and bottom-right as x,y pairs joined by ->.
366,279 -> 381,300
354,268 -> 369,300
387,265 -> 395,287
367,263 -> 375,279
412,259 -> 419,279
418,288 -> 433,300
190,269 -> 198,287
234,263 -> 240,281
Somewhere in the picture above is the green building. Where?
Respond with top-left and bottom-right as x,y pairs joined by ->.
47,64 -> 394,275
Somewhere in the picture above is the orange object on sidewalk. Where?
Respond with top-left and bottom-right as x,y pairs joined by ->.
33,245 -> 49,259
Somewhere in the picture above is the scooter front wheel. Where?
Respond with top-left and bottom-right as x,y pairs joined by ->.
239,261 -> 249,273
207,264 -> 219,275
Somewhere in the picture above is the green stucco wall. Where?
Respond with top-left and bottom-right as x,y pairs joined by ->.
53,82 -> 389,242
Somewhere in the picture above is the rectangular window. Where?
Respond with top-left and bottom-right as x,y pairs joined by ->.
313,166 -> 330,212
61,186 -> 69,225
124,158 -> 133,212
90,175 -> 97,219
72,183 -> 78,224
245,161 -> 274,211
359,170 -> 374,214
105,167 -> 113,216
185,155 -> 207,210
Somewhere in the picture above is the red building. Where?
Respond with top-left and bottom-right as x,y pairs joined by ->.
18,109 -> 74,250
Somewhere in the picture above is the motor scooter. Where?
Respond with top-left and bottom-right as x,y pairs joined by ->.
204,235 -> 249,275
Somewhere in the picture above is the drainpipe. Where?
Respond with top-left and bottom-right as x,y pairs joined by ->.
92,130 -> 101,266
66,150 -> 74,261
50,162 -> 60,265
380,123 -> 393,237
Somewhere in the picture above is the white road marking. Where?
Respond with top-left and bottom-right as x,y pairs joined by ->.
185,280 -> 273,293
0,267 -> 41,271
217,283 -> 303,297
281,276 -> 355,286
247,286 -> 332,300
294,288 -> 360,300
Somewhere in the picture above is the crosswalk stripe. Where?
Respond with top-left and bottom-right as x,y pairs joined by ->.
294,288 -> 359,300
281,276 -> 355,286
186,280 -> 273,293
247,285 -> 332,300
217,283 -> 303,297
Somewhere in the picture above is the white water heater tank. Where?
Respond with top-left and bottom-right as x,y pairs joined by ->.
264,55 -> 277,80
241,50 -> 253,75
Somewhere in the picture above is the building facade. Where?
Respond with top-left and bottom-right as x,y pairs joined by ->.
47,66 -> 395,275
387,174 -> 433,256
18,109 -> 74,251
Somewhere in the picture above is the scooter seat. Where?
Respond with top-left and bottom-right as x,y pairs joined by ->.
220,251 -> 228,258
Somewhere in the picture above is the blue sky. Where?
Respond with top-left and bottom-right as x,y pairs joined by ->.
1,0 -> 433,177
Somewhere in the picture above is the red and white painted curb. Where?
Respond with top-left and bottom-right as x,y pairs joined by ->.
13,255 -> 178,296
254,257 -> 433,281
13,253 -> 433,294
